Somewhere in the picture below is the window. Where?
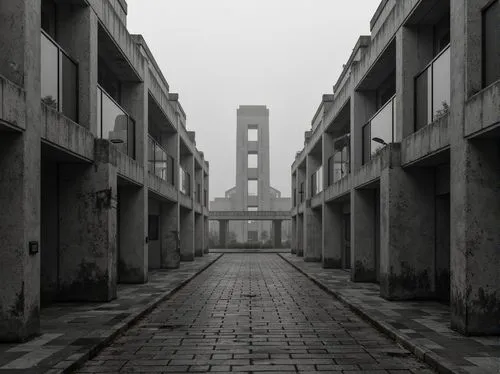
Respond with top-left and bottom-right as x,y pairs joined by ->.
148,215 -> 159,241
247,206 -> 258,211
41,0 -> 57,39
483,0 -> 500,87
248,180 -> 258,196
248,153 -> 258,168
248,127 -> 258,141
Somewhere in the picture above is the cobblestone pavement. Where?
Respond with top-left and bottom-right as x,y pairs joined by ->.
76,254 -> 434,373
0,254 -> 221,373
280,254 -> 500,374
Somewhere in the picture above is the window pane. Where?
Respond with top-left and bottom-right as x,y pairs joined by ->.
370,98 -> 393,158
248,127 -> 258,141
61,53 -> 78,122
484,0 -> 500,86
248,180 -> 258,196
248,153 -> 258,168
41,34 -> 59,111
432,47 -> 451,121
248,206 -> 258,211
101,90 -> 128,155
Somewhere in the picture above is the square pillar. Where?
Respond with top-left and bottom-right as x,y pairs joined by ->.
219,219 -> 228,249
180,207 -> 195,261
58,140 -> 118,301
296,214 -> 304,257
160,201 -> 180,269
450,139 -> 500,335
322,202 -> 343,268
351,188 -> 378,282
291,216 -> 297,254
0,0 -> 42,342
195,213 -> 204,257
118,185 -> 148,283
304,207 -> 322,262
379,161 -> 436,300
272,220 -> 282,249
204,216 -> 210,254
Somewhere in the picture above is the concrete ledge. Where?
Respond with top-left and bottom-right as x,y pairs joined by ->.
0,74 -> 26,130
279,254 -> 467,374
116,151 -> 144,185
147,173 -> 177,202
311,191 -> 323,209
178,193 -> 192,209
465,80 -> 500,138
324,174 -> 352,202
41,104 -> 94,161
401,115 -> 450,166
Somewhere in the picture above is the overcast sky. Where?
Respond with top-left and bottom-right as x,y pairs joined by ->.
127,1 -> 380,200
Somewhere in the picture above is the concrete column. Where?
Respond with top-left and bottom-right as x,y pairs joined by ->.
57,4 -> 98,132
160,201 -> 180,269
450,139 -> 500,334
304,207 -> 322,262
0,0 -> 41,342
118,56 -> 149,283
291,216 -> 297,254
396,24 -> 433,140
180,207 -> 195,261
204,216 -> 210,254
351,91 -> 376,169
219,219 -> 228,248
195,213 -> 204,257
272,220 -> 282,249
296,214 -> 304,257
351,188 -> 378,282
379,161 -> 436,300
117,185 -> 147,283
322,202 -> 343,268
58,140 -> 117,301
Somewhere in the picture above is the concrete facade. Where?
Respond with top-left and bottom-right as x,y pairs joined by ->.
210,106 -> 291,246
290,0 -> 500,336
0,0 -> 209,342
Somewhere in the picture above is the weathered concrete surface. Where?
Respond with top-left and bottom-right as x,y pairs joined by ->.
303,207 -> 322,262
118,185 -> 148,284
194,213 -> 204,257
218,219 -> 228,249
116,148 -> 144,185
180,207 -> 195,262
0,0 -> 41,342
41,104 -> 94,161
58,140 -> 117,302
272,219 -> 282,248
160,201 -> 180,269
351,188 -> 378,282
465,80 -> 500,137
379,164 -> 436,300
296,213 -> 304,257
322,202 -> 343,269
0,76 -> 26,130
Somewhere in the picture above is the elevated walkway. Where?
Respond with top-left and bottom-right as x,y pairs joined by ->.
209,210 -> 291,221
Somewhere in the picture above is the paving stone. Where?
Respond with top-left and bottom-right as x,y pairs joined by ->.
75,254 -> 435,373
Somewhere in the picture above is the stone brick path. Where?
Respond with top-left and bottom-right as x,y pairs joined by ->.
0,254 -> 222,373
280,254 -> 500,374
76,254 -> 434,373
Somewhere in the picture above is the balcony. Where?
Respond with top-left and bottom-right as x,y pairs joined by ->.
97,85 -> 135,159
328,134 -> 350,185
148,135 -> 174,184
41,31 -> 78,122
415,45 -> 451,131
310,166 -> 323,197
362,95 -> 396,164
179,166 -> 191,196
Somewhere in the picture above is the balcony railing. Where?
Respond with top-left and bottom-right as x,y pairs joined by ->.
311,166 -> 323,197
41,31 -> 78,122
415,45 -> 450,131
328,134 -> 350,185
97,85 -> 135,159
179,166 -> 191,196
148,135 -> 175,184
362,95 -> 396,164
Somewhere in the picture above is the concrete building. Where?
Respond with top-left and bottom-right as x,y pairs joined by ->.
290,0 -> 500,336
0,0 -> 209,342
211,106 -> 290,244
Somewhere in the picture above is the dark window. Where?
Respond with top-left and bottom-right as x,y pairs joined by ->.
41,0 -> 57,39
98,56 -> 121,103
148,215 -> 159,241
483,0 -> 500,87
169,156 -> 175,186
376,71 -> 396,109
434,14 -> 451,56
362,123 -> 371,164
